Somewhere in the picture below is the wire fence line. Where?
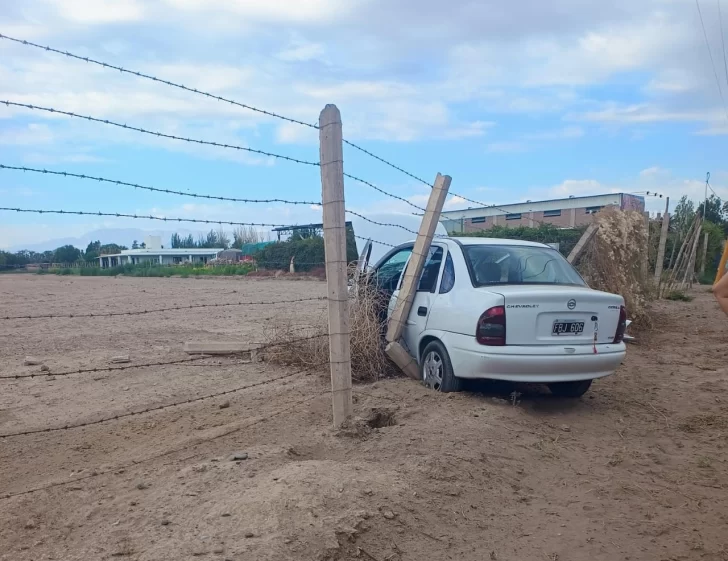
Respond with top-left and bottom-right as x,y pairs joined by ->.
0,296 -> 326,321
0,333 -> 329,380
2,101 -> 320,167
0,164 -> 321,206
0,33 -> 318,130
0,164 -> 422,235
0,389 -> 327,500
0,362 -> 326,439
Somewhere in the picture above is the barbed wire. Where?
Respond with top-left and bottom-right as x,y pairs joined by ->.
0,388 -> 327,500
0,164 -> 320,206
0,164 -> 419,236
0,362 -> 327,439
0,33 -> 318,130
343,172 -> 425,212
0,206 -> 295,228
0,333 -> 328,379
1,295 -> 325,320
2,101 -> 319,167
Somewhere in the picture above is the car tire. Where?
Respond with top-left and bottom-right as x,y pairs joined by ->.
421,340 -> 462,393
548,379 -> 593,398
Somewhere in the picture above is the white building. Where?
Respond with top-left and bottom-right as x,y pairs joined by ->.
97,235 -> 222,268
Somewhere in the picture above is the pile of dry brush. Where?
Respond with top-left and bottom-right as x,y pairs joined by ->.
261,278 -> 397,382
576,206 -> 653,327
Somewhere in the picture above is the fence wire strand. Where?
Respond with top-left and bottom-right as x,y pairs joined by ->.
0,33 -> 318,130
0,334 -> 328,379
1,296 -> 326,321
0,362 -> 327,438
0,164 -> 320,206
2,101 -> 319,167
0,389 -> 327,500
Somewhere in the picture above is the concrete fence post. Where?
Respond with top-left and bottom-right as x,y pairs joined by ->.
319,104 -> 352,427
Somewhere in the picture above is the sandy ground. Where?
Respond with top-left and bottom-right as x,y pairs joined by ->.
0,275 -> 727,561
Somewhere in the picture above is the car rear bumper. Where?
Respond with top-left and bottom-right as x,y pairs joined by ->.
441,332 -> 626,383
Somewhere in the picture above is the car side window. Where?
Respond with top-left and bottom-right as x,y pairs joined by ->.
439,253 -> 455,294
374,248 -> 413,293
417,246 -> 444,292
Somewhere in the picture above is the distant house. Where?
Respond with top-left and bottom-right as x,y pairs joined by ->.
98,235 -> 221,268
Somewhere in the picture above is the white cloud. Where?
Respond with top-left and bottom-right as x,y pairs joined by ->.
44,0 -> 145,24
523,126 -> 584,141
277,38 -> 325,62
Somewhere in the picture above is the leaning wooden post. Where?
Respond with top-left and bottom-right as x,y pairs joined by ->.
700,232 -> 710,275
567,223 -> 598,264
654,197 -> 670,283
385,173 -> 450,379
319,104 -> 352,427
683,219 -> 702,288
641,211 -> 650,279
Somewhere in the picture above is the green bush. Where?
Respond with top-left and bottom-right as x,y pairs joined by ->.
254,228 -> 358,271
45,262 -> 255,278
453,224 -> 586,257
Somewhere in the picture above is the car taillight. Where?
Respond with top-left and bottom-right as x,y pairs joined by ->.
613,305 -> 627,343
477,306 -> 506,346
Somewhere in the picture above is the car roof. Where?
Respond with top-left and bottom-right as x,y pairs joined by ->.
446,236 -> 550,248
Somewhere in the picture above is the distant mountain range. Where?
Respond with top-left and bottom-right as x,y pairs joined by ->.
6,228 -> 206,253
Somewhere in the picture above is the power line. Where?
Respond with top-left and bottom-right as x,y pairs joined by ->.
719,0 -> 728,89
1,101 -> 319,167
0,33 -> 318,130
0,364 -> 324,438
1,296 -> 325,320
0,206 -> 295,228
696,0 -> 728,121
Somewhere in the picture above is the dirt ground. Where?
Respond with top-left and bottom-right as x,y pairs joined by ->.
1,275 -> 727,561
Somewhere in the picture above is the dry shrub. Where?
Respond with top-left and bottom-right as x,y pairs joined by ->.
261,279 -> 397,382
577,207 -> 653,328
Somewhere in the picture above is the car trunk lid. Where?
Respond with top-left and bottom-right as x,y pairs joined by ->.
486,285 -> 623,346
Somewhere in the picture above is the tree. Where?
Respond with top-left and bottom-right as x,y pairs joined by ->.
98,243 -> 127,255
84,241 -> 102,262
132,240 -> 139,249
697,194 -> 726,227
171,233 -> 182,248
54,245 -> 82,263
232,226 -> 260,249
216,228 -> 230,249
140,242 -> 146,249
672,196 -> 695,238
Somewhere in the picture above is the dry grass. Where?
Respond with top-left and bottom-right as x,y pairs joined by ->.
577,207 -> 653,328
261,279 -> 397,382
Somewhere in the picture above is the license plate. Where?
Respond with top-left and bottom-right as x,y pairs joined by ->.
552,321 -> 584,335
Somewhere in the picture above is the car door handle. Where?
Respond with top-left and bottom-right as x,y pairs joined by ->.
417,306 -> 428,317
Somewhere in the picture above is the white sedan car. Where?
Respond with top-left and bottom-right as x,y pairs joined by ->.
368,237 -> 627,397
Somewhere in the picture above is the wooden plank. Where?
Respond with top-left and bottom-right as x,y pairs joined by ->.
654,197 -> 670,283
700,232 -> 710,274
385,341 -> 420,380
184,342 -> 248,355
386,173 -> 451,344
567,223 -> 598,264
319,104 -> 352,428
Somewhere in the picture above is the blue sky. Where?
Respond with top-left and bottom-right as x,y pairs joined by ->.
1,0 -> 727,249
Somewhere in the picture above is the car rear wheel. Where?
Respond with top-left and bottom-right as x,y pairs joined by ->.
421,340 -> 462,393
548,379 -> 593,398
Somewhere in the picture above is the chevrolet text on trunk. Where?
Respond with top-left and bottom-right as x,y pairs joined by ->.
358,232 -> 627,398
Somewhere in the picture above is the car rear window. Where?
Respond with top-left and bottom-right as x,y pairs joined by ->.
462,244 -> 586,287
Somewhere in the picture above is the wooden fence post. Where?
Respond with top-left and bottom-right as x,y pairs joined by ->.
641,211 -> 650,279
385,173 -> 450,379
567,223 -> 598,264
700,232 -> 710,275
319,104 -> 352,427
654,197 -> 670,283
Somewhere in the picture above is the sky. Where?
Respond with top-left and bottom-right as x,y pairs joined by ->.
1,0 -> 727,250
